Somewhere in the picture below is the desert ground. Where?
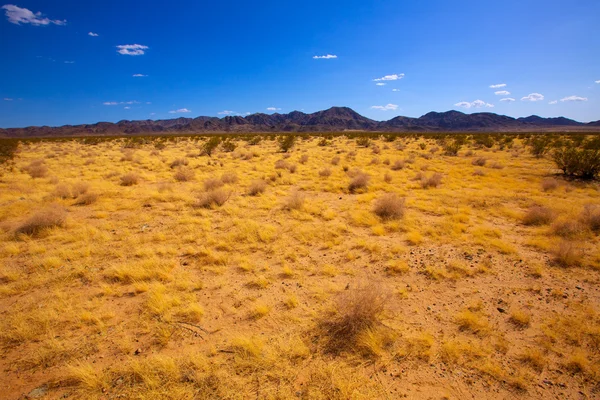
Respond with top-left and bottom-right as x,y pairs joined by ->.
0,133 -> 599,400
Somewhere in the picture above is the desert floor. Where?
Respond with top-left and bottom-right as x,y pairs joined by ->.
0,134 -> 599,399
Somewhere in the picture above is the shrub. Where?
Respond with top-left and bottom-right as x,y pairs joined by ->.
420,173 -> 443,189
373,193 -> 405,220
529,136 -> 551,158
74,192 -> 99,206
299,154 -> 309,164
283,190 -> 305,211
202,137 -> 221,157
319,168 -> 332,177
356,137 -> 371,147
473,169 -> 485,176
247,180 -> 267,196
319,282 -> 391,355
120,173 -> 140,186
174,167 -> 195,182
274,159 -> 289,169
443,141 -> 461,156
522,206 -> 554,226
278,135 -> 296,153
553,240 -> 582,267
169,158 -> 189,169
287,164 -> 297,173
331,156 -> 340,166
203,178 -> 224,191
318,138 -> 330,147
221,172 -> 238,184
472,157 -> 486,166
391,160 -> 405,171
196,189 -> 230,208
552,147 -> 600,180
551,219 -> 583,238
72,182 -> 89,197
580,204 -> 600,232
383,172 -> 392,183
541,178 -> 559,192
348,173 -> 370,193
24,160 -> 48,178
221,141 -> 236,152
54,183 -> 72,199
15,205 -> 67,236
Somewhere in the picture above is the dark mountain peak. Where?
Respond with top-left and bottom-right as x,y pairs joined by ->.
518,115 -> 582,126
420,110 -> 465,119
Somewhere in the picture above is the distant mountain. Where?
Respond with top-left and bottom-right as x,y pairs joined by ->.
1,107 -> 598,138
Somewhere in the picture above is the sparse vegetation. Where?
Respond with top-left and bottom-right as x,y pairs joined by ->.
373,193 -> 405,220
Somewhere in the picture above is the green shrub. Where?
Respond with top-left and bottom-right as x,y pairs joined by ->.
552,147 -> 600,180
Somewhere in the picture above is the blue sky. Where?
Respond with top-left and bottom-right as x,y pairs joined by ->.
1,0 -> 599,128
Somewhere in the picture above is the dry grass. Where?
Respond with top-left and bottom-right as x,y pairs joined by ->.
282,190 -> 305,211
203,177 -> 224,191
580,204 -> 600,232
196,189 -> 230,208
169,158 -> 189,168
247,179 -> 267,196
319,167 -> 332,177
73,192 -> 98,206
553,240 -> 583,267
14,205 -> 67,236
221,172 -> 238,184
373,193 -> 405,220
472,157 -> 486,166
348,172 -> 370,193
391,160 -> 405,170
174,167 -> 195,182
24,160 -> 48,178
420,172 -> 443,188
541,178 -> 559,192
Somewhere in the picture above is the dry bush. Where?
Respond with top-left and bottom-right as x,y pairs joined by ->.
299,154 -> 309,164
383,172 -> 392,183
247,180 -> 267,196
54,183 -> 71,199
288,164 -> 297,173
174,167 -> 195,182
319,282 -> 391,355
472,157 -> 486,166
580,204 -> 600,232
120,173 -> 140,186
24,160 -> 48,178
283,190 -> 305,211
72,182 -> 89,197
551,219 -> 583,238
169,158 -> 189,169
391,160 -> 405,171
420,172 -> 443,189
541,178 -> 559,192
473,169 -> 485,176
203,178 -> 224,191
553,240 -> 583,267
319,168 -> 332,177
73,192 -> 98,206
331,156 -> 340,166
196,189 -> 230,208
490,162 -> 504,169
120,151 -> 134,162
373,193 -> 405,220
349,172 -> 370,193
274,159 -> 289,169
14,205 -> 67,236
522,206 -> 555,226
221,172 -> 238,184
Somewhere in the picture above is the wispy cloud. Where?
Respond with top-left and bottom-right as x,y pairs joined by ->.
521,93 -> 544,102
454,100 -> 494,109
169,108 -> 191,114
371,104 -> 398,111
88,32 -> 99,37
218,110 -> 235,115
373,74 -> 404,82
132,74 -> 147,77
124,106 -> 131,110
266,107 -> 281,111
595,80 -> 600,84
489,83 -> 506,88
549,100 -> 558,105
64,61 -> 75,64
560,95 -> 588,102
499,98 -> 515,102
313,54 -> 337,59
2,4 -> 66,25
103,101 -> 140,106
392,89 -> 400,92
3,98 -> 13,101
116,44 -> 148,56
375,82 -> 386,86
494,90 -> 510,95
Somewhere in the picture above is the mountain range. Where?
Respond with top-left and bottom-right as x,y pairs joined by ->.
1,107 -> 599,138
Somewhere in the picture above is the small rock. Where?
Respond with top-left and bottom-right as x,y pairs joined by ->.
497,307 -> 506,313
134,348 -> 142,355
28,385 -> 48,398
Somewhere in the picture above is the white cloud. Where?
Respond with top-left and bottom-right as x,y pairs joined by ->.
88,32 -> 99,37
373,73 -> 405,82
499,98 -> 515,102
560,95 -> 588,102
595,80 -> 600,84
64,61 -> 75,64
375,82 -> 386,86
116,44 -> 148,56
2,4 -> 66,26
521,93 -> 544,102
103,101 -> 139,106
392,89 -> 400,92
169,108 -> 191,114
549,100 -> 558,105
313,54 -> 337,59
124,106 -> 131,110
489,83 -> 506,88
218,110 -> 235,115
150,112 -> 156,116
266,107 -> 281,111
454,100 -> 494,109
132,74 -> 147,77
494,90 -> 510,95
3,98 -> 13,101
371,104 -> 398,111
